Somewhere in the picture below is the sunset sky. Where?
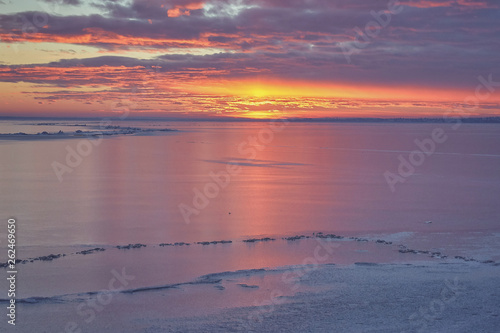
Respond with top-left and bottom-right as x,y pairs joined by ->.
0,0 -> 499,119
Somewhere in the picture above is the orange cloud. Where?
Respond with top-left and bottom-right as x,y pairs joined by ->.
0,28 -> 250,52
401,0 -> 494,8
168,2 -> 205,17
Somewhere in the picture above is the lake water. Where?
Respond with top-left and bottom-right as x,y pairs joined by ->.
1,120 -> 499,246
0,119 -> 499,299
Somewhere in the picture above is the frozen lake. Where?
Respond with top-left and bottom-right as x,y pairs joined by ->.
0,120 -> 499,332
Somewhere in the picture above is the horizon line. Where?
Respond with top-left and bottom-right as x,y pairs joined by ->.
1,116 -> 500,123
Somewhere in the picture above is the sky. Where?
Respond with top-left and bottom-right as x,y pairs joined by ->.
0,0 -> 499,119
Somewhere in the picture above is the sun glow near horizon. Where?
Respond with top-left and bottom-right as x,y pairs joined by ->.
190,78 -> 478,102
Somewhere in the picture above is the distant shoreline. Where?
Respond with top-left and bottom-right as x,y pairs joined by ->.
0,126 -> 177,141
1,116 -> 500,123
